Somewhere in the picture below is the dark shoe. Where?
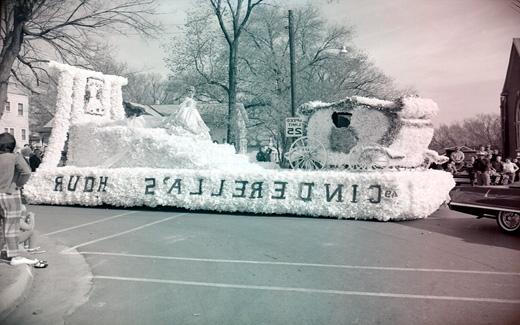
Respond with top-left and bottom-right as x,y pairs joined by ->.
33,260 -> 48,268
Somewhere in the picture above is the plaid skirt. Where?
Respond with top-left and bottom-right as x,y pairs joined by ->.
0,191 -> 21,258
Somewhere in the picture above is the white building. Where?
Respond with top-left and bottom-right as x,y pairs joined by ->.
0,83 -> 30,147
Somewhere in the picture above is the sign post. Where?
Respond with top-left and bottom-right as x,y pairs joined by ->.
285,117 -> 303,138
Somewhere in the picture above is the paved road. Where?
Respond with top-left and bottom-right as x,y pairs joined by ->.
9,205 -> 520,324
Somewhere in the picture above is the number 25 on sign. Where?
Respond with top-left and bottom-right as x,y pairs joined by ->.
285,117 -> 303,137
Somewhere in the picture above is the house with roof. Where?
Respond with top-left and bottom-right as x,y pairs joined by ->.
0,83 -> 30,147
501,38 -> 520,158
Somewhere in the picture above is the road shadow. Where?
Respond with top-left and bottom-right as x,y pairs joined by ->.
36,204 -> 519,250
33,203 -> 340,221
399,208 -> 520,251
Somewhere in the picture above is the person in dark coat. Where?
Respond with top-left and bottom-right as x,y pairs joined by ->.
256,146 -> 269,162
473,153 -> 491,186
29,149 -> 42,172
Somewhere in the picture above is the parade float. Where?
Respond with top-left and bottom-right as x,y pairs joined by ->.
24,62 -> 454,221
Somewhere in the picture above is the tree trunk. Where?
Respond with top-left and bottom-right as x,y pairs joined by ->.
227,42 -> 238,149
0,2 -> 27,119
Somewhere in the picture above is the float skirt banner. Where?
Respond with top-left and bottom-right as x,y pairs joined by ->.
23,167 -> 454,221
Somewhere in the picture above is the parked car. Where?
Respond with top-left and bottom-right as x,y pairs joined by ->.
448,184 -> 520,233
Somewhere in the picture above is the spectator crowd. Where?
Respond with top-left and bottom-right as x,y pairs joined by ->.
443,145 -> 520,186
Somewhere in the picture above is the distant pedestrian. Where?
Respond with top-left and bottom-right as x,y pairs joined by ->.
503,158 -> 519,184
473,153 -> 491,186
445,161 -> 457,175
449,147 -> 464,164
476,146 -> 487,157
514,157 -> 520,182
491,149 -> 500,162
485,144 -> 492,156
29,148 -> 42,172
466,156 -> 476,186
20,146 -> 32,165
491,155 -> 504,184
256,146 -> 269,162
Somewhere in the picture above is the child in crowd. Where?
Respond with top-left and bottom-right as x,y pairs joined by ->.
17,204 -> 47,268
18,204 -> 43,252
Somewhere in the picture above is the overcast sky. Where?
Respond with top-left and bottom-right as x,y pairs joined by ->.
110,0 -> 520,125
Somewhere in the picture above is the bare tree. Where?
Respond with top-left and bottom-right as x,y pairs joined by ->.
240,5 -> 403,158
166,3 -> 403,159
124,72 -> 171,105
430,114 -> 502,152
208,0 -> 266,150
0,0 -> 160,119
165,8 -> 229,104
512,0 -> 520,14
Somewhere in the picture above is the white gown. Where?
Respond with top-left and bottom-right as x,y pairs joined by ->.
122,97 -> 211,141
164,97 -> 211,141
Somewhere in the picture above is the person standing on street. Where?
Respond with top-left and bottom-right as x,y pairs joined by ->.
0,132 -> 35,265
29,148 -> 42,172
20,146 -> 32,166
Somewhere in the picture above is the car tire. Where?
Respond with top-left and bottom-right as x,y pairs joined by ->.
496,211 -> 520,233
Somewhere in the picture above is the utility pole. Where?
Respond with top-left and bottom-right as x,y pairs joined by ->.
288,10 -> 296,117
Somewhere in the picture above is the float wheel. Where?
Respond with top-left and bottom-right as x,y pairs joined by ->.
287,136 -> 327,170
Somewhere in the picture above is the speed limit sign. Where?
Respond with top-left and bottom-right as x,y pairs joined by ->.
285,117 -> 303,137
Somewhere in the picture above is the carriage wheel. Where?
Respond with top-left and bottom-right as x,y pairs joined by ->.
287,136 -> 327,170
357,147 -> 390,169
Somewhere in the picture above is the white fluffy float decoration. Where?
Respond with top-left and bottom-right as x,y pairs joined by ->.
25,167 -> 453,221
26,62 -> 454,221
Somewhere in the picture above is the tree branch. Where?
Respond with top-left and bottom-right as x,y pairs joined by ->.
209,0 -> 232,45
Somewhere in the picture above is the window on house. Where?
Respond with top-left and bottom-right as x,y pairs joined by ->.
5,101 -> 10,112
4,128 -> 8,133
18,103 -> 23,116
9,128 -> 14,135
21,129 -> 26,140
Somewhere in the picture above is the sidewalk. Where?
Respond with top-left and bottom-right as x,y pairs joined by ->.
0,261 -> 33,322
0,233 -> 92,324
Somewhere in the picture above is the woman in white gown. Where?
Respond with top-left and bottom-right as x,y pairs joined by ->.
163,87 -> 211,141
124,86 -> 211,141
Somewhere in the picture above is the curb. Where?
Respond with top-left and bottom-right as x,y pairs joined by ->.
0,264 -> 34,322
2,234 -> 93,325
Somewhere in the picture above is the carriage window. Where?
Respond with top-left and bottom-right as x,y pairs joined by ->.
332,112 -> 352,128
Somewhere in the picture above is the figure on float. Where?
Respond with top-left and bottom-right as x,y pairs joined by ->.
126,86 -> 211,141
163,86 -> 211,141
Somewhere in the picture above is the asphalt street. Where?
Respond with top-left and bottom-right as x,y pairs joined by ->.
6,205 -> 520,325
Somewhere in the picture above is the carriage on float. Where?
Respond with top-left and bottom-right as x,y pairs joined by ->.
284,96 -> 449,170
